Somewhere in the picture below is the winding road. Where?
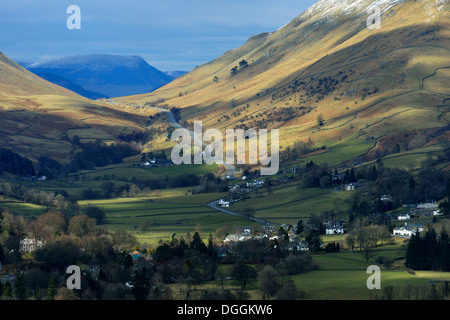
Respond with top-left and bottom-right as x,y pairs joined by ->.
208,199 -> 278,226
105,99 -> 277,225
108,99 -> 235,178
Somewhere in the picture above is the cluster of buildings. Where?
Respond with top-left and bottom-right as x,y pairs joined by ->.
218,199 -> 230,208
396,202 -> 443,221
138,158 -> 173,168
391,201 -> 443,238
19,175 -> 47,182
325,221 -> 345,235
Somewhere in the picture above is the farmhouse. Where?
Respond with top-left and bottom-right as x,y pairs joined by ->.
129,250 -> 151,263
218,199 -> 230,207
417,202 -> 439,210
392,223 -> 424,238
288,241 -> 309,252
19,238 -> 45,252
397,214 -> 410,220
344,183 -> 359,191
325,222 -> 344,234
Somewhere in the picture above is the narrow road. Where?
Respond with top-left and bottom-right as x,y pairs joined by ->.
107,99 -> 274,224
208,199 -> 278,226
107,99 -> 235,177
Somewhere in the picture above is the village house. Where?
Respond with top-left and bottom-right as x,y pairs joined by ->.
397,213 -> 411,220
218,199 -> 230,208
416,202 -> 439,210
140,158 -> 173,168
392,223 -> 424,238
288,241 -> 309,252
236,227 -> 252,236
19,238 -> 45,252
325,222 -> 344,235
344,182 -> 359,191
129,250 -> 151,263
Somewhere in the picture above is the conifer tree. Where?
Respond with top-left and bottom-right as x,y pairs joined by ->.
47,276 -> 57,300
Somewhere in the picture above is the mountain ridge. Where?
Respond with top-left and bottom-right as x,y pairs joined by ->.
0,52 -> 154,161
25,54 -> 175,98
116,0 -> 449,167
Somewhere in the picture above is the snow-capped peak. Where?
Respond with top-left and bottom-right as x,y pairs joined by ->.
301,0 -> 404,21
29,54 -> 145,70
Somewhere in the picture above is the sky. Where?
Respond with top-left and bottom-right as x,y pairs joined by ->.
0,0 -> 317,71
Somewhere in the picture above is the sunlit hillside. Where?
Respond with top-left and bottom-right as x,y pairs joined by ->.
0,53 -> 158,162
117,0 -> 449,166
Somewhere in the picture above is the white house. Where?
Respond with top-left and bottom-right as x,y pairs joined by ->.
325,223 -> 344,235
20,238 -> 45,252
392,223 -> 423,238
288,242 -> 309,251
344,183 -> 359,191
433,210 -> 443,216
398,214 -> 410,220
218,199 -> 230,207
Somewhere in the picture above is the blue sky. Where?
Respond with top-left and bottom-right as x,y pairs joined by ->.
0,0 -> 317,71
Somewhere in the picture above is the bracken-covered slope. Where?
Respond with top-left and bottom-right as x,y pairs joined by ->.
118,0 -> 449,166
0,52 -> 153,162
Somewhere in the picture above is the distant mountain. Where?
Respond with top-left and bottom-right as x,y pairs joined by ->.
26,54 -> 175,98
32,72 -> 108,100
0,52 -> 150,161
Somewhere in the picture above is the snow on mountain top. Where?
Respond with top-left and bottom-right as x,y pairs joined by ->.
301,0 -> 404,20
29,54 -> 146,70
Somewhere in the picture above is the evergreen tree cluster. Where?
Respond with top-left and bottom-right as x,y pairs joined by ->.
405,227 -> 450,271
69,139 -> 138,172
0,148 -> 35,176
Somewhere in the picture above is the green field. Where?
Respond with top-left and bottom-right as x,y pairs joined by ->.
300,138 -> 375,167
20,162 -> 219,199
78,190 -> 262,246
230,186 -> 352,224
77,162 -> 219,180
164,247 -> 450,300
0,200 -> 47,218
